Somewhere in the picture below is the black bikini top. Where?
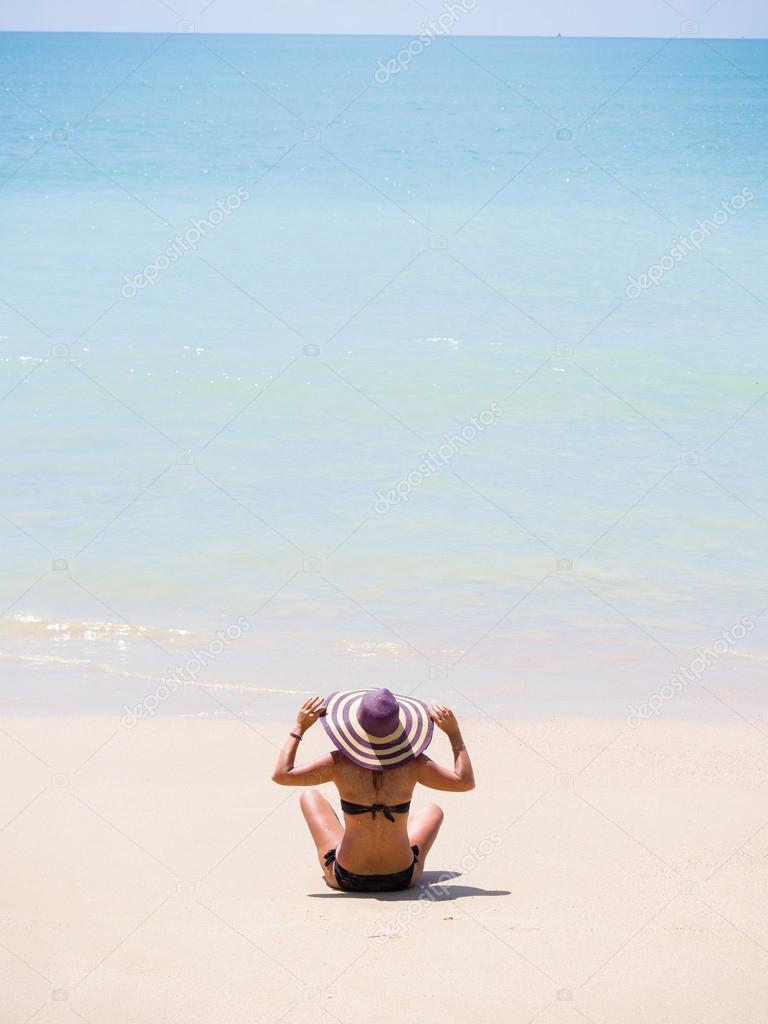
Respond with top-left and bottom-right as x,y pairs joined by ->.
340,799 -> 411,823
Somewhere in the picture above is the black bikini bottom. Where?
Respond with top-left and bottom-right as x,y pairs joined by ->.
324,845 -> 419,892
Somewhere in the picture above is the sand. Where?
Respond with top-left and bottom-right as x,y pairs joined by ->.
1,712 -> 767,1023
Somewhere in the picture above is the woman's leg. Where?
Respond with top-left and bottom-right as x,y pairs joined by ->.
407,803 -> 444,885
299,789 -> 344,888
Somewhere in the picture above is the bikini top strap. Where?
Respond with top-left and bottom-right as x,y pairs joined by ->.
340,799 -> 412,822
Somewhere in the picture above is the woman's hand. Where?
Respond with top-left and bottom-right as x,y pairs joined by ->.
419,703 -> 474,791
295,696 -> 325,735
272,697 -> 333,786
429,703 -> 460,738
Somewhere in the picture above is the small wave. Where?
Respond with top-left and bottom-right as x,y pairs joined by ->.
421,336 -> 462,349
0,650 -> 159,681
199,681 -> 315,696
0,614 -> 195,644
0,354 -> 45,365
337,639 -> 409,658
0,651 -> 313,696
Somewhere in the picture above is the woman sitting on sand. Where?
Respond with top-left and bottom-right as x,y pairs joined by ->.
272,687 -> 474,892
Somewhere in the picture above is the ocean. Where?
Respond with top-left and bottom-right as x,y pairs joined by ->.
1,32 -> 766,721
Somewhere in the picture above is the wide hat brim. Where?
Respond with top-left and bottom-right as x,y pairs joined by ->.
321,689 -> 434,770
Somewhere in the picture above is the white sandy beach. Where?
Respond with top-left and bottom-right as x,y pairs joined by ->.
2,713 -> 767,1024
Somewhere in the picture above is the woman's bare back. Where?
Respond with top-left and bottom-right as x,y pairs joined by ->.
332,752 -> 419,872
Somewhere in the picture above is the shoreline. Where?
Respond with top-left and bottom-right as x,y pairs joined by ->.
3,688 -> 768,727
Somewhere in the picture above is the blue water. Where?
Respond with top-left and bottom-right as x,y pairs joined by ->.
1,33 -> 766,718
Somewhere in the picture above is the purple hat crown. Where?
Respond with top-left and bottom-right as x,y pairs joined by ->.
357,688 -> 400,737
321,687 -> 434,770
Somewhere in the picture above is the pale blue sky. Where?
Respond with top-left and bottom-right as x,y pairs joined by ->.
1,0 -> 766,38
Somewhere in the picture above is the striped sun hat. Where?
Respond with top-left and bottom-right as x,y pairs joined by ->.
321,687 -> 434,770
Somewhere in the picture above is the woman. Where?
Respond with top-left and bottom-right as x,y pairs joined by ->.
272,687 -> 474,892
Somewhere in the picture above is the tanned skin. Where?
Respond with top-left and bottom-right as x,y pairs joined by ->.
272,698 -> 474,888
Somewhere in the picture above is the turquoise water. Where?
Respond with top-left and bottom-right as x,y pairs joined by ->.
1,33 -> 766,718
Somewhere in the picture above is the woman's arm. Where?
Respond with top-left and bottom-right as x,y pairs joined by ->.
271,696 -> 334,786
416,704 -> 475,792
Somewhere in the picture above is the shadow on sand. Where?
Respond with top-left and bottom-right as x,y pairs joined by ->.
308,870 -> 511,901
